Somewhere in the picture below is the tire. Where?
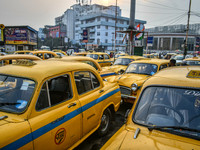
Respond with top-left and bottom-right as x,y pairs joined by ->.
97,108 -> 111,137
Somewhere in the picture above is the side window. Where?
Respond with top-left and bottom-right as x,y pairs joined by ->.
159,64 -> 168,70
104,54 -> 109,59
74,71 -> 100,95
36,74 -> 72,111
99,55 -> 104,60
82,61 -> 98,70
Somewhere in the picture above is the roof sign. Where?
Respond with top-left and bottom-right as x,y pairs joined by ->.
13,59 -> 36,66
187,70 -> 200,78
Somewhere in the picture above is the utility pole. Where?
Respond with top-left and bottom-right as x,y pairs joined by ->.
184,0 -> 192,59
114,0 -> 117,61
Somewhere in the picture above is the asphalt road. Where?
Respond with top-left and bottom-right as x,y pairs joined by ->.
74,102 -> 133,150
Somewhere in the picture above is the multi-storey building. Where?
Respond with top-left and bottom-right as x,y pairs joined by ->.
55,4 -> 146,51
49,24 -> 66,38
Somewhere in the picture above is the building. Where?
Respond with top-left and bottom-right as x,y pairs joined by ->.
49,24 -> 66,38
38,28 -> 45,38
55,4 -> 146,51
4,26 -> 37,52
146,24 -> 200,34
143,33 -> 200,52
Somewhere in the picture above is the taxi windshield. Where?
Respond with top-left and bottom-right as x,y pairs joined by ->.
86,54 -> 99,60
0,75 -> 35,113
114,58 -> 134,66
134,87 -> 200,139
125,63 -> 158,75
174,55 -> 184,60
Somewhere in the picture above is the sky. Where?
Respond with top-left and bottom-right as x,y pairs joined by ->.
0,0 -> 200,31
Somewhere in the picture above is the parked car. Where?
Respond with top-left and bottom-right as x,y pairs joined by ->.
49,56 -> 116,78
14,50 -> 32,54
102,66 -> 200,150
182,57 -> 200,66
29,50 -> 57,60
105,59 -> 169,103
86,52 -> 114,67
0,54 -> 41,66
71,52 -> 88,56
102,55 -> 145,74
0,59 -> 121,150
52,50 -> 68,56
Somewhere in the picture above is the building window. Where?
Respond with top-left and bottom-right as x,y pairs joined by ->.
97,25 -> 100,29
105,32 -> 108,36
97,17 -> 100,21
105,39 -> 108,43
81,21 -> 83,24
97,32 -> 100,36
106,18 -> 108,22
97,38 -> 100,45
105,26 -> 108,29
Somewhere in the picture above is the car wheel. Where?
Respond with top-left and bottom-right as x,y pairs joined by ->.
97,108 -> 111,137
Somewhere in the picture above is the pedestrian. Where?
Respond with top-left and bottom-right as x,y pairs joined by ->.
169,59 -> 176,67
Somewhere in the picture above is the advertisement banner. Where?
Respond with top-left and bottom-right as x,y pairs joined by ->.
28,30 -> 37,45
83,29 -> 88,43
5,28 -> 27,42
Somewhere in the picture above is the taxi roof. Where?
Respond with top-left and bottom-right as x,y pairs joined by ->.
184,57 -> 200,61
30,51 -> 57,55
0,60 -> 96,82
0,54 -> 42,61
143,66 -> 200,88
87,52 -> 109,55
48,56 -> 102,71
130,58 -> 169,64
14,50 -> 32,53
118,55 -> 144,59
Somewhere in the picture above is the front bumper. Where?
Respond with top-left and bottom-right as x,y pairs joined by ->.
121,94 -> 137,99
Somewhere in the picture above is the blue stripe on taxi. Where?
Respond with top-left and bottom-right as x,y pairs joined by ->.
1,88 -> 120,150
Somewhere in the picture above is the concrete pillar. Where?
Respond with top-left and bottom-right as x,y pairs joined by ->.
170,37 -> 173,50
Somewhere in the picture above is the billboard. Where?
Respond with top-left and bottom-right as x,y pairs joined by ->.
83,29 -> 88,43
5,27 -> 37,45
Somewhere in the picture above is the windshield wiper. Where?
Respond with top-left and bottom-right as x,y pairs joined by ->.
148,126 -> 200,133
0,102 -> 20,106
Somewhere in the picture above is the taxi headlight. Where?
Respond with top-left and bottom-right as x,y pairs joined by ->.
131,83 -> 138,91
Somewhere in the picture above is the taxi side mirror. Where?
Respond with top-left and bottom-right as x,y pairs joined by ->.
118,69 -> 125,74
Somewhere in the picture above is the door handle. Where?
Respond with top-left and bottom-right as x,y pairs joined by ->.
99,89 -> 104,93
68,103 -> 77,108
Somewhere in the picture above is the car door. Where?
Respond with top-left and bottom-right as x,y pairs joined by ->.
104,54 -> 111,66
29,73 -> 82,149
73,70 -> 104,137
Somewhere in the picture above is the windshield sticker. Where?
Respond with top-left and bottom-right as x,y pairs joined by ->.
152,65 -> 157,69
20,82 -> 29,90
183,90 -> 200,96
15,100 -> 27,109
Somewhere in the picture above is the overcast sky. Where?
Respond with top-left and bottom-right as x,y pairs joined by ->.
0,0 -> 199,30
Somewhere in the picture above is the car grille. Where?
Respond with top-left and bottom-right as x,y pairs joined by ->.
120,86 -> 131,95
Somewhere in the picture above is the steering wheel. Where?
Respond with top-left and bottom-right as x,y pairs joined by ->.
150,104 -> 184,125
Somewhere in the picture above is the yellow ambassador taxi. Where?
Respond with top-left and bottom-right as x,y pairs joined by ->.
71,52 -> 88,56
52,50 -> 68,56
0,59 -> 121,150
105,59 -> 169,103
182,57 -> 200,66
49,56 -> 116,78
14,50 -> 32,54
102,55 -> 145,74
0,54 -> 41,66
143,54 -> 155,58
29,50 -> 58,60
101,66 -> 200,150
86,52 -> 114,67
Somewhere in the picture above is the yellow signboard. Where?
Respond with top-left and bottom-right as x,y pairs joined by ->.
187,70 -> 200,78
6,41 -> 28,45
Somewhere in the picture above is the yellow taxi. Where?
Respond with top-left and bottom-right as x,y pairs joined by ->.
0,59 -> 121,150
115,53 -> 129,59
143,54 -> 155,58
52,50 -> 68,56
14,50 -> 32,54
71,52 -> 88,56
29,50 -> 58,60
49,56 -> 116,78
105,59 -> 169,103
182,57 -> 200,66
0,54 -> 41,66
102,56 -> 145,74
101,66 -> 200,150
86,52 -> 114,67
